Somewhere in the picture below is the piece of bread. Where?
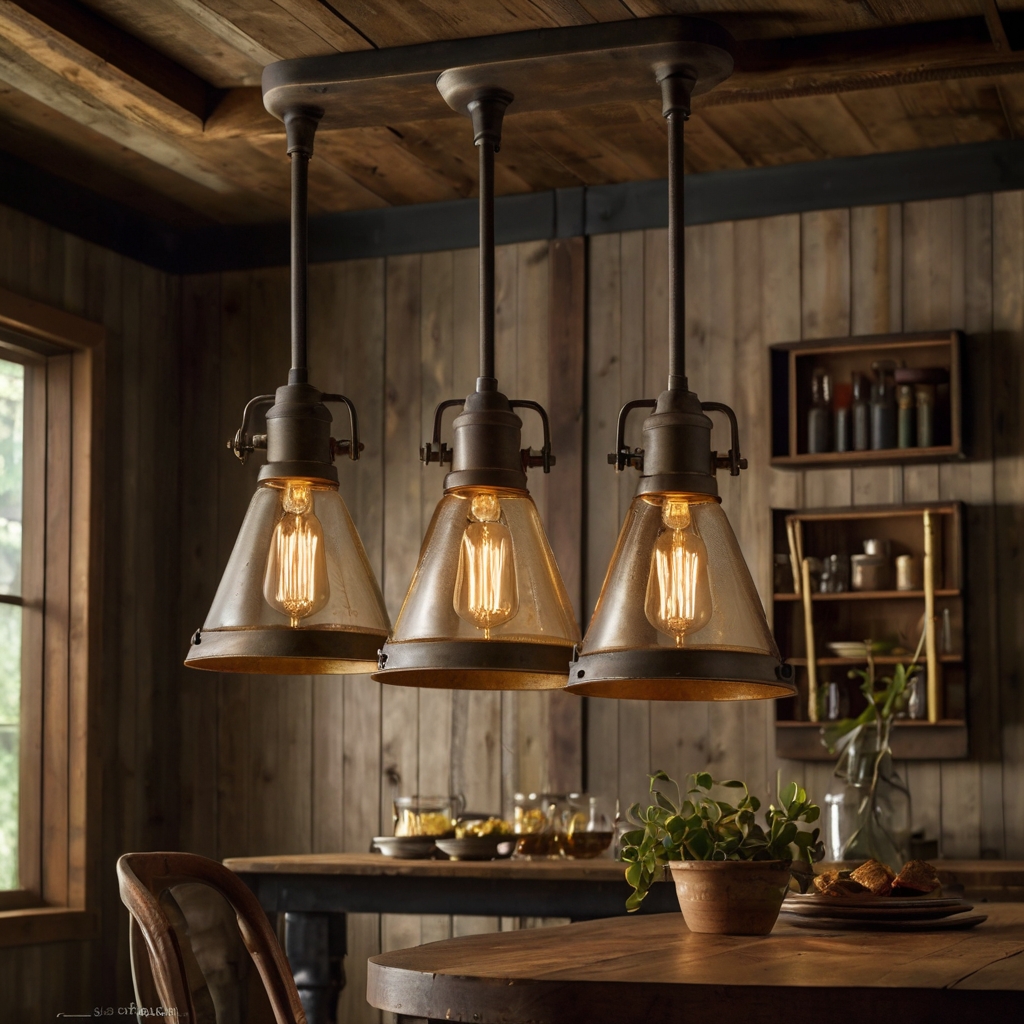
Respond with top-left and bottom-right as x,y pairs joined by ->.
892,859 -> 940,896
850,859 -> 896,896
813,870 -> 870,897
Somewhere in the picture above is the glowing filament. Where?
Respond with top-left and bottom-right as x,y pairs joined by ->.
454,492 -> 518,636
263,481 -> 330,627
645,498 -> 712,645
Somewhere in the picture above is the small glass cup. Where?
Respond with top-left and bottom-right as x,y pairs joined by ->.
392,795 -> 464,837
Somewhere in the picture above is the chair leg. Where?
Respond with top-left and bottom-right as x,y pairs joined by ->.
283,911 -> 346,1024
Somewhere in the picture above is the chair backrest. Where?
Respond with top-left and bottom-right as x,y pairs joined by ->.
117,851 -> 306,1024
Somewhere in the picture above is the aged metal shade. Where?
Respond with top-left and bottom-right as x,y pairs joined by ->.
185,111 -> 389,675
374,86 -> 579,689
568,63 -> 794,701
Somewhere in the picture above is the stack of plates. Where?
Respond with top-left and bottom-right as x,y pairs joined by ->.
780,893 -> 986,931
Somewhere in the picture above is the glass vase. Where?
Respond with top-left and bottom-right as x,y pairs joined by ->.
823,725 -> 911,869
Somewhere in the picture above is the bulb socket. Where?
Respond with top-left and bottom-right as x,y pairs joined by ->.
259,381 -> 338,484
637,387 -> 718,496
444,388 -> 528,491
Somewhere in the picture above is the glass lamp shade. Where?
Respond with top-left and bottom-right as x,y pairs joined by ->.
374,486 -> 580,689
185,478 -> 390,674
569,492 -> 793,700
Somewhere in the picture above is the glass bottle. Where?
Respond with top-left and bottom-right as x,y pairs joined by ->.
870,360 -> 897,450
851,372 -> 870,452
897,383 -> 915,448
807,367 -> 832,454
824,723 -> 911,868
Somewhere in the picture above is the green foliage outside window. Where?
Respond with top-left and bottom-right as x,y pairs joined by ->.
0,358 -> 24,891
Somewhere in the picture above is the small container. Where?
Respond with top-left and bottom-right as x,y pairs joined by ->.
851,372 -> 871,451
823,680 -> 849,722
833,381 -> 852,453
774,552 -> 794,593
393,795 -> 464,837
819,553 -> 848,593
905,670 -> 927,720
897,383 -> 915,448
895,367 -> 950,448
850,554 -> 888,591
807,367 -> 832,454
895,554 -> 920,591
870,360 -> 898,450
863,538 -> 891,558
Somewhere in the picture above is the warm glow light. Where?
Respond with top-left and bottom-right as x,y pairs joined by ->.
454,491 -> 518,636
263,480 -> 330,627
645,497 -> 712,645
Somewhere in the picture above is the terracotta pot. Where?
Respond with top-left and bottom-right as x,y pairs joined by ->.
669,860 -> 792,935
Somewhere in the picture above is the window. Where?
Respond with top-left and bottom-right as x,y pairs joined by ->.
0,286 -> 102,945
0,356 -> 24,891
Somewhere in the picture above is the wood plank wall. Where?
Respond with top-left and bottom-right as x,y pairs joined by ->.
588,199 -> 1020,865
2,192 -> 1024,1023
176,240 -> 583,1024
0,205 -> 181,1019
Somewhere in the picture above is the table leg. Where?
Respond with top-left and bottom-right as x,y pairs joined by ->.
283,911 -> 346,1024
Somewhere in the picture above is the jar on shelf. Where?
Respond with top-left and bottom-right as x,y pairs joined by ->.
392,795 -> 463,837
564,794 -> 615,859
513,792 -> 568,857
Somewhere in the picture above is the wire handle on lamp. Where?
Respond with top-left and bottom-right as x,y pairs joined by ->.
228,394 -> 276,464
701,401 -> 748,476
322,393 -> 363,461
510,400 -> 556,473
607,399 -> 657,471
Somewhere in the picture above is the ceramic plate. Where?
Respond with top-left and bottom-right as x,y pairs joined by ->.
779,912 -> 987,932
785,894 -> 961,910
434,836 -> 515,861
781,898 -> 973,922
373,836 -> 438,859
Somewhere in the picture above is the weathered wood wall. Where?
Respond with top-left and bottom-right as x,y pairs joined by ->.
3,191 -> 1024,1023
0,205 -> 181,1018
176,240 -> 584,1022
588,199 -> 1020,864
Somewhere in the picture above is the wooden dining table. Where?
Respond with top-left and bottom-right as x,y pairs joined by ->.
225,853 -> 1024,1024
367,902 -> 1024,1023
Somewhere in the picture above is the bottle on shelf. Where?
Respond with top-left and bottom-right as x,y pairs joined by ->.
870,359 -> 898,450
807,367 -> 832,454
833,380 -> 852,453
851,371 -> 870,451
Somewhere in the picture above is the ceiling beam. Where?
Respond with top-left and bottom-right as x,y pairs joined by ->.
7,0 -> 217,121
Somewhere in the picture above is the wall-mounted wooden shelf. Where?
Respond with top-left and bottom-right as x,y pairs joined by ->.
776,720 -> 969,761
771,503 -> 967,761
770,331 -> 964,468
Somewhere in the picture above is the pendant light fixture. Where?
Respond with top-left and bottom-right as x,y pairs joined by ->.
185,109 -> 391,675
373,83 -> 580,690
567,67 -> 795,702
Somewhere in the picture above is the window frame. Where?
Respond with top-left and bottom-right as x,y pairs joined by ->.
0,286 -> 103,947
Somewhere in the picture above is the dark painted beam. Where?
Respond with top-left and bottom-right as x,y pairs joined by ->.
6,139 -> 1024,273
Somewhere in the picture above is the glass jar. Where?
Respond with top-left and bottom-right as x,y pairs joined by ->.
824,728 -> 911,868
513,793 -> 569,857
563,794 -> 616,859
392,795 -> 464,837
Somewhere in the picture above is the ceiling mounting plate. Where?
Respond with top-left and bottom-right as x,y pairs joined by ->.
262,16 -> 734,129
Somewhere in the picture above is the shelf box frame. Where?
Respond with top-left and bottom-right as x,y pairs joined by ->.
770,330 -> 964,468
771,502 -> 968,761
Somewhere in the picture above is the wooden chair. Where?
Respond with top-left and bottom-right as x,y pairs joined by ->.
117,852 -> 307,1024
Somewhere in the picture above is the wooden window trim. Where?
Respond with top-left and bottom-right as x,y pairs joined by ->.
0,285 -> 103,947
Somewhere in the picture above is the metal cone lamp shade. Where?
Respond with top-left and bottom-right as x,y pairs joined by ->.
185,110 -> 390,675
568,61 -> 795,701
374,84 -> 579,689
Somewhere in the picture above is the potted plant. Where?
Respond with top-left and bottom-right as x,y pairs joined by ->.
620,771 -> 823,934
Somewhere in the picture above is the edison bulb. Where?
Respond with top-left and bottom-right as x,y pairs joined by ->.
263,481 -> 330,627
454,491 -> 518,637
645,497 -> 712,645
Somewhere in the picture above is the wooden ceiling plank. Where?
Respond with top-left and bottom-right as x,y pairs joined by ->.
76,0 -> 263,88
993,74 -> 1024,137
267,0 -> 373,51
983,0 -> 1011,53
575,0 -> 635,21
164,0 -> 285,65
834,87 -> 926,153
695,101 -> 828,168
204,87 -> 283,139
314,126 -> 469,206
0,26 -> 234,192
767,93 -> 879,160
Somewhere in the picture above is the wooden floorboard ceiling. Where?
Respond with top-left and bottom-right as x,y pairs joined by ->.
2,1 -> 1024,227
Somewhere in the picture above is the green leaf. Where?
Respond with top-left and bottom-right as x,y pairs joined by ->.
695,772 -> 713,790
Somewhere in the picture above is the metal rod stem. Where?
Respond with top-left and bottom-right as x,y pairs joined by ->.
284,108 -> 322,386
290,147 -> 309,384
479,138 -> 495,385
667,108 -> 685,388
